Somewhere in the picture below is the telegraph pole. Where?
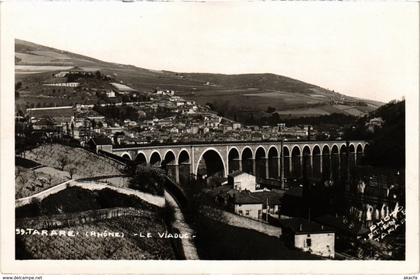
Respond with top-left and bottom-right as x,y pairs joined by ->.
280,139 -> 285,189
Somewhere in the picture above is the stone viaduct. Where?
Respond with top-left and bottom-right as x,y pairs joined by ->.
111,140 -> 368,185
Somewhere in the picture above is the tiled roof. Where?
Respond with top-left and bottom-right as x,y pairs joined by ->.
284,187 -> 303,198
234,192 -> 263,205
228,170 -> 247,177
234,191 -> 283,205
279,217 -> 335,234
90,136 -> 112,146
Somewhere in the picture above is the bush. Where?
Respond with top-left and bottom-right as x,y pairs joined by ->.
158,202 -> 175,225
128,165 -> 165,196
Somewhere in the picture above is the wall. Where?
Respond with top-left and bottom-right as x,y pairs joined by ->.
97,144 -> 112,153
294,232 -> 335,258
202,206 -> 282,238
16,207 -> 145,230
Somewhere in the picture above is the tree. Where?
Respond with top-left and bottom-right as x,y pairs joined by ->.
37,176 -> 49,190
15,168 -> 22,180
95,70 -> 102,79
16,168 -> 29,189
57,154 -> 69,171
15,81 -> 22,90
206,102 -> 215,111
46,174 -> 53,186
128,165 -> 165,196
70,122 -> 75,137
66,165 -> 77,179
266,106 -> 276,113
182,175 -> 226,225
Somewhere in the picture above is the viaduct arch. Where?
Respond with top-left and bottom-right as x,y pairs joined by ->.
111,140 -> 368,185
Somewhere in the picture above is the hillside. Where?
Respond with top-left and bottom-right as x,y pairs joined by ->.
15,144 -> 125,199
345,100 -> 405,168
15,187 -> 175,260
15,39 -> 382,118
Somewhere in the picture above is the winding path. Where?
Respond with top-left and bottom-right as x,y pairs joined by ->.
164,190 -> 199,260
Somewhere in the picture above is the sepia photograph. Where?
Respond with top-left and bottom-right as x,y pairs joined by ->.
1,0 -> 419,275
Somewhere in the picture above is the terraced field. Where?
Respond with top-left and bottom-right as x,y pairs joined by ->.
16,144 -> 125,198
17,215 -> 175,260
24,144 -> 124,178
16,185 -> 174,260
15,166 -> 68,199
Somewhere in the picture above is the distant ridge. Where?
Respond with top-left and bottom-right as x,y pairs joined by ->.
15,39 -> 383,117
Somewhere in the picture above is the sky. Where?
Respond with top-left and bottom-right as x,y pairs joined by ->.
5,1 -> 419,102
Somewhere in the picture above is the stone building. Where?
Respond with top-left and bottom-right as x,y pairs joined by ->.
228,171 -> 257,192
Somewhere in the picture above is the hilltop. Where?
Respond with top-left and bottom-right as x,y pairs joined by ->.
15,39 -> 382,118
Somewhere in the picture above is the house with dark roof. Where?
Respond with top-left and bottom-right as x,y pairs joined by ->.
279,217 -> 335,258
88,136 -> 113,153
233,191 -> 264,220
231,190 -> 284,220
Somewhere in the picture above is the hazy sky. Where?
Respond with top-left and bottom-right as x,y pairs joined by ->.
7,1 -> 419,102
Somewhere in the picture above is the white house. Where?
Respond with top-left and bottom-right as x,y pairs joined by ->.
232,122 -> 242,130
228,171 -> 257,192
234,202 -> 263,220
233,191 -> 263,220
232,191 -> 283,220
106,89 -> 116,98
280,218 -> 335,259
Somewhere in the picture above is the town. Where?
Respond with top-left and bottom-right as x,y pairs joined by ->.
14,64 -> 405,261
16,67 -> 327,146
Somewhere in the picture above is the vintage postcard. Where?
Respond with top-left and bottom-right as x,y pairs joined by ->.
1,0 -> 419,275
